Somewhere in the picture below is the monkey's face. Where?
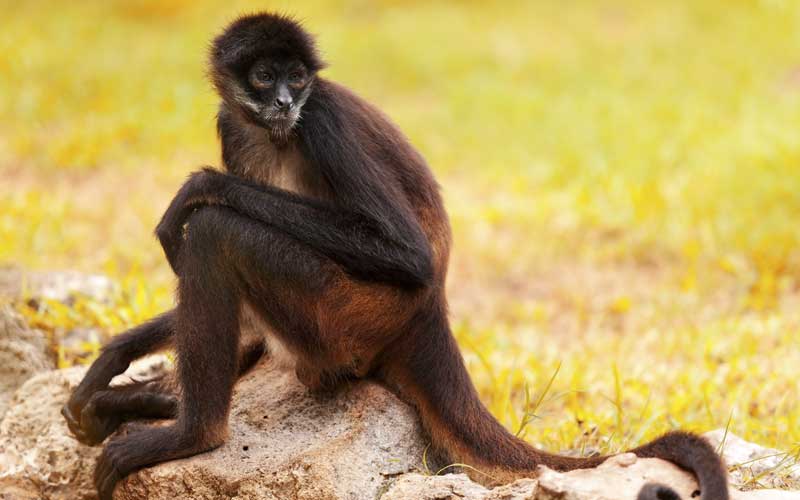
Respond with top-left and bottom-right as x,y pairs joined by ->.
228,57 -> 314,139
210,14 -> 326,142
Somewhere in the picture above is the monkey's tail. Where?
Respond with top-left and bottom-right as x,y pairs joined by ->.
380,314 -> 728,500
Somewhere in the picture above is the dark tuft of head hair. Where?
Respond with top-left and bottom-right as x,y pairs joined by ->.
210,13 -> 326,75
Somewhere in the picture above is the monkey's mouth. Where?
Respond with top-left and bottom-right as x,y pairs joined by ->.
271,112 -> 293,122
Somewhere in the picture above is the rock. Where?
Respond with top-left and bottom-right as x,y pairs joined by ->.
0,356 -> 172,500
0,367 -> 100,500
0,351 -> 426,500
115,360 -> 426,500
381,473 -> 537,500
0,268 -> 118,418
704,429 -> 800,490
0,306 -> 54,418
0,267 -> 116,304
535,454 -> 799,500
1,349 -> 798,500
383,454 -> 800,500
535,453 -> 698,500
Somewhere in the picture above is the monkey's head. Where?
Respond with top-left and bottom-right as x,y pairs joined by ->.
210,13 -> 325,140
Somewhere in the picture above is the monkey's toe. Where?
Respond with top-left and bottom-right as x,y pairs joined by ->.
95,441 -> 128,500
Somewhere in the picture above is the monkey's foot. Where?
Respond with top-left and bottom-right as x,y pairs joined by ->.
94,424 -> 221,500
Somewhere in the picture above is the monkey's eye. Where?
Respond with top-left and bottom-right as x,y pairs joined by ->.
288,71 -> 306,87
249,67 -> 274,89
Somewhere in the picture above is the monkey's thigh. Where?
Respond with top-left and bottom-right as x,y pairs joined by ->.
185,206 -> 416,387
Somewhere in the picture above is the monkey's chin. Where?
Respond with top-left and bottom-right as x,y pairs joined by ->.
264,119 -> 297,145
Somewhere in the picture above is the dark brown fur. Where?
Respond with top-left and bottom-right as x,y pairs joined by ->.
63,13 -> 728,500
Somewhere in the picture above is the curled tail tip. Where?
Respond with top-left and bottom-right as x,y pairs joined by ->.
632,430 -> 729,500
637,483 -> 684,500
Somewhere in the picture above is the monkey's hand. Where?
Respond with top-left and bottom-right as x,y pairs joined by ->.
156,168 -> 228,275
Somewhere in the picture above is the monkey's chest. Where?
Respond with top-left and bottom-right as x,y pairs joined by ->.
268,163 -> 305,194
241,144 -> 329,199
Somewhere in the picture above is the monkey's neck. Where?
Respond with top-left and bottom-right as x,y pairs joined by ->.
219,105 -> 293,179
218,104 -> 329,199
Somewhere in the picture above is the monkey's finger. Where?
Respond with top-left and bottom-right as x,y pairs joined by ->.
61,404 -> 86,439
63,402 -> 110,446
60,404 -> 76,427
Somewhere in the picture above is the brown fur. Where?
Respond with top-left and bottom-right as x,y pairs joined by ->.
63,13 -> 728,500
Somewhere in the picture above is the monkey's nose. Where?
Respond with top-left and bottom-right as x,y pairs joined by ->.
275,97 -> 293,110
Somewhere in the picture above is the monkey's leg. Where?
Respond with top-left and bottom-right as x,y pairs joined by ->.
94,208 -> 251,500
94,206 -> 390,500
62,311 -> 175,444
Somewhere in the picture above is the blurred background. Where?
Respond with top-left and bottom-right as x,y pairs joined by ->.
1,0 -> 799,469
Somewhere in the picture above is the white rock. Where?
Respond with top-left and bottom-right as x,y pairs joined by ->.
0,367 -> 100,500
0,357 -> 173,500
1,353 -> 798,500
0,306 -> 54,418
705,429 -> 800,490
381,473 -> 538,500
383,454 -> 800,500
115,360 -> 427,500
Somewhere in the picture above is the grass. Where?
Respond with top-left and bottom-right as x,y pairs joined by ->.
2,0 -> 799,481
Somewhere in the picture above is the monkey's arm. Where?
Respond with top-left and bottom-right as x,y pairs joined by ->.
156,169 -> 433,288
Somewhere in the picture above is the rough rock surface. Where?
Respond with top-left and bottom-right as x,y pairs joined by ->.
381,473 -> 537,500
1,351 -> 798,500
116,361 -> 427,500
705,429 -> 800,490
0,357 -> 172,500
383,454 -> 800,500
0,306 -> 54,418
0,367 -> 100,500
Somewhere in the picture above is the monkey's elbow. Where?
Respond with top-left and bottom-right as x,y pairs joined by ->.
356,243 -> 435,289
405,248 -> 435,288
155,226 -> 169,245
155,226 -> 179,253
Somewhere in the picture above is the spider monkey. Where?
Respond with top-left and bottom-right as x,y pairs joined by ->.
62,13 -> 729,500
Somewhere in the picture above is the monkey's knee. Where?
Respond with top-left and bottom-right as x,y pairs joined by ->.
178,208 -> 245,281
183,207 -> 235,250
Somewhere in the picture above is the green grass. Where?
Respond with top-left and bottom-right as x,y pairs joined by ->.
2,0 -> 800,477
